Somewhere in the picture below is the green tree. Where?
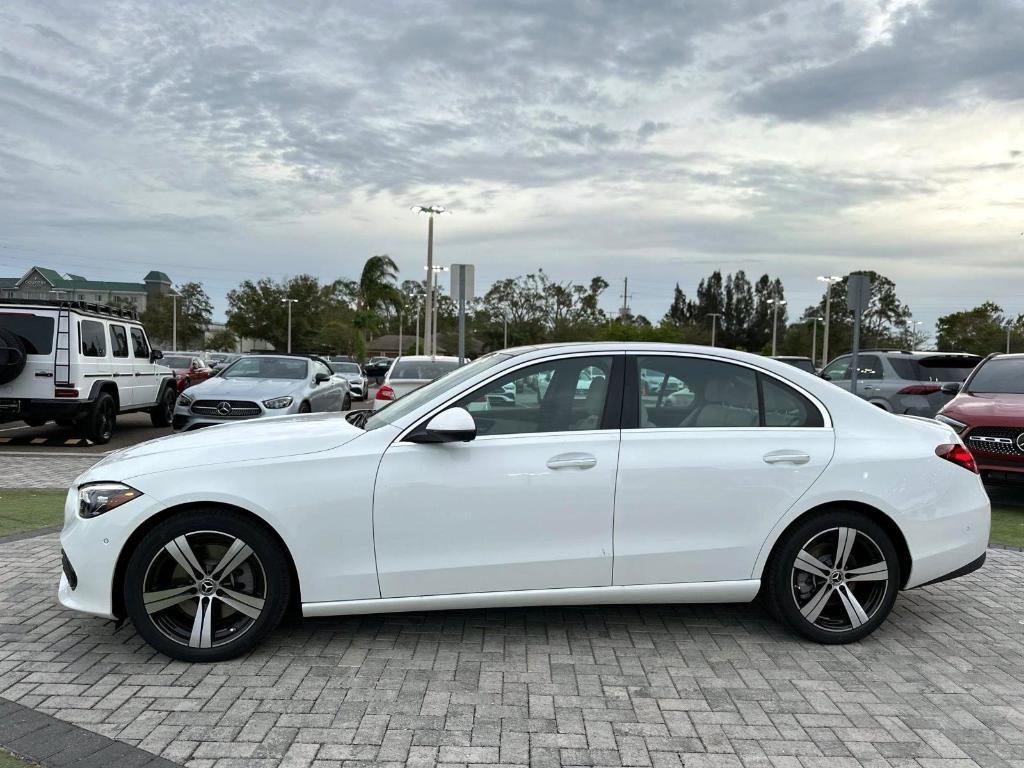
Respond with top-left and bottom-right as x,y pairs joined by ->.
226,274 -> 345,351
141,281 -> 213,350
802,271 -> 911,357
936,302 -> 1024,355
353,255 -> 402,345
205,328 -> 238,351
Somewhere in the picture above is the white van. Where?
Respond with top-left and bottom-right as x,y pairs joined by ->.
0,299 -> 176,443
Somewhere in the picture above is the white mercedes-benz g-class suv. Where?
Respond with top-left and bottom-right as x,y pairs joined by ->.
0,299 -> 177,443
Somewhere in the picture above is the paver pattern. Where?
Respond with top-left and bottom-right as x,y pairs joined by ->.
1,533 -> 1023,768
0,454 -> 101,489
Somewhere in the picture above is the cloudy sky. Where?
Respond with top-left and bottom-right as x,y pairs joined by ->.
1,0 -> 1022,330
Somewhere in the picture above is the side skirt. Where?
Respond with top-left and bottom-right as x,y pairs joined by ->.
302,579 -> 761,618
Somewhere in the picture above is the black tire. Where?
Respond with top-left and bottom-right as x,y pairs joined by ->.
298,401 -> 311,414
149,386 -> 175,428
23,417 -> 47,428
342,393 -> 352,411
764,510 -> 899,644
80,392 -> 116,444
123,508 -> 291,662
0,327 -> 27,385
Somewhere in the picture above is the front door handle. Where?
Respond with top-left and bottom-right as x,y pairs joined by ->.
763,450 -> 811,465
547,453 -> 597,470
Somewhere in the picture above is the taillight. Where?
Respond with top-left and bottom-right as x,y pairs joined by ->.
54,388 -> 79,398
376,385 -> 395,401
936,443 -> 978,474
899,384 -> 942,395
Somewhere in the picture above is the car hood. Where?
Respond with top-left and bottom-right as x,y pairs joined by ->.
941,392 -> 1024,427
186,376 -> 306,398
81,412 -> 364,483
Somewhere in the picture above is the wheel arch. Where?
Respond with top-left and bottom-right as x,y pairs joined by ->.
759,500 -> 912,589
87,380 -> 120,409
110,500 -> 302,620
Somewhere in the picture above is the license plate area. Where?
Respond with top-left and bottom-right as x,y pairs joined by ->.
0,398 -> 21,414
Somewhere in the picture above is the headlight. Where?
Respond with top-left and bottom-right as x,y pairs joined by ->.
935,414 -> 968,433
78,483 -> 141,519
177,392 -> 193,406
262,396 -> 293,409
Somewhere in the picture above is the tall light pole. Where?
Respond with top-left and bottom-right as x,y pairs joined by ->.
805,316 -> 823,365
413,205 -> 448,355
906,320 -> 923,350
281,298 -> 297,353
1006,320 -> 1014,354
425,265 -> 447,356
817,275 -> 842,366
398,307 -> 404,357
414,298 -> 421,355
706,312 -> 721,347
170,290 -> 180,352
767,298 -> 786,356
503,312 -> 509,349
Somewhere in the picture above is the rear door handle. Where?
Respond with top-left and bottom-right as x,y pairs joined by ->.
547,453 -> 597,470
763,451 -> 811,465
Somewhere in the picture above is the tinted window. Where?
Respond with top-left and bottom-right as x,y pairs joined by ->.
457,356 -> 613,436
856,354 -> 883,380
222,357 -> 308,379
109,325 -> 129,358
889,357 -> 979,382
0,313 -> 54,354
637,356 -> 758,428
130,327 -> 149,358
762,375 -> 825,427
967,358 -> 1024,394
80,320 -> 106,357
822,357 -> 850,381
392,360 -> 459,380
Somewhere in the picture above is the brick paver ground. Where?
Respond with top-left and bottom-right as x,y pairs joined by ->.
1,533 -> 1023,768
0,453 -> 102,489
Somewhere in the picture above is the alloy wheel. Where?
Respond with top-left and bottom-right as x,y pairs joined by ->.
142,531 -> 267,649
791,526 -> 889,632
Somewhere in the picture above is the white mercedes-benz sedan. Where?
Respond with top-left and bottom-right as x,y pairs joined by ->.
58,343 -> 990,662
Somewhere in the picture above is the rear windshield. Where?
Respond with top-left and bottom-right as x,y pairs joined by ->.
222,357 -> 308,379
162,355 -> 192,369
967,358 -> 1024,394
391,360 -> 459,380
0,313 -> 54,354
889,357 -> 979,382
780,358 -> 816,374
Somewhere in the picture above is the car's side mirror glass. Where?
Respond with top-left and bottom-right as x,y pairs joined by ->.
314,372 -> 331,384
408,407 -> 477,444
150,349 -> 163,362
941,382 -> 961,395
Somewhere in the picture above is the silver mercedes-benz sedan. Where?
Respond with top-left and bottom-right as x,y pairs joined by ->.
172,354 -> 350,431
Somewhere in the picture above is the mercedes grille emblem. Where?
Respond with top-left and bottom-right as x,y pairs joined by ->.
1017,432 -> 1024,453
217,401 -> 233,416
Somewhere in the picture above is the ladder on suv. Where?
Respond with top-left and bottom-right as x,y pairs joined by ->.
54,304 -> 72,386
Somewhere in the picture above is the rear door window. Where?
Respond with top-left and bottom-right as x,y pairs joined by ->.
890,357 -> 980,382
80,320 -> 106,357
0,313 -> 54,354
109,325 -> 129,358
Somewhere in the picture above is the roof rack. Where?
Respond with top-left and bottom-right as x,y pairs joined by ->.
0,297 -> 139,320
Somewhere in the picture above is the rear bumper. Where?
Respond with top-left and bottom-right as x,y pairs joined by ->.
0,397 -> 95,423
913,552 -> 986,589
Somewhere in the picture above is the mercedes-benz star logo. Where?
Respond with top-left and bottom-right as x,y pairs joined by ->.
217,401 -> 233,416
1017,431 -> 1024,453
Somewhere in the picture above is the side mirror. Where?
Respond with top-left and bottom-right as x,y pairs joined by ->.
150,349 -> 163,362
314,372 -> 331,384
408,407 -> 477,444
941,382 -> 961,395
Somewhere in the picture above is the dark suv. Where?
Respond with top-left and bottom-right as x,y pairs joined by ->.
820,350 -> 981,417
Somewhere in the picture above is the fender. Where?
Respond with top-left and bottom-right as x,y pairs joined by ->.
86,379 -> 119,404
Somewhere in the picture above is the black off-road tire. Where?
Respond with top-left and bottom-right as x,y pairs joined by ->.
150,386 -> 176,428
0,327 -> 27,385
23,417 -> 47,427
80,392 -> 116,444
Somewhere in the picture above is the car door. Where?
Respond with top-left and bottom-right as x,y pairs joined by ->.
129,327 -> 159,405
107,323 -> 133,406
373,354 -> 623,598
613,354 -> 835,585
311,360 -> 341,411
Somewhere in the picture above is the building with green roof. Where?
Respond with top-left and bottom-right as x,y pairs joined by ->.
0,266 -> 173,313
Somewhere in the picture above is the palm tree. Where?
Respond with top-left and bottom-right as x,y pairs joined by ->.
354,255 -> 402,352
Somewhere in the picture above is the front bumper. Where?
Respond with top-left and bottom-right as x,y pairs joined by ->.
172,401 -> 297,431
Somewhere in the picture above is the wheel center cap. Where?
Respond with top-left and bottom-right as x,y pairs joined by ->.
829,570 -> 844,585
199,578 -> 217,596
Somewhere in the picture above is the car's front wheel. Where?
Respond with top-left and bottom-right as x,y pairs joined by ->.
765,511 -> 899,644
149,386 -> 176,428
123,509 -> 291,662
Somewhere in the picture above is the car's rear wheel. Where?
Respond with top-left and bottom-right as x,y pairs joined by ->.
123,509 -> 291,662
342,393 -> 352,411
80,392 -> 116,444
765,511 -> 899,644
149,386 -> 175,427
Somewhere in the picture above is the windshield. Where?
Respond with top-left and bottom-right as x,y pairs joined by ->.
365,353 -> 510,431
163,355 -> 192,369
391,359 -> 460,380
336,363 -> 361,373
967,358 -> 1024,394
221,357 -> 308,380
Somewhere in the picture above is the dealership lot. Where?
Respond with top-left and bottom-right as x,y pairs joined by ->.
0,530 -> 1022,768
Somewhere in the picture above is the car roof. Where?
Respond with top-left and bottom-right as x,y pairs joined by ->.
393,355 -> 461,362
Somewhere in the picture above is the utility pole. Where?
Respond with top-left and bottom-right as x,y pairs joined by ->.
806,316 -> 822,366
817,275 -> 842,367
398,308 -> 403,357
619,277 -> 631,319
413,205 -> 448,355
1007,321 -> 1013,354
281,298 -> 297,353
503,313 -> 508,348
171,291 -> 179,352
767,297 -> 786,356
706,313 -> 721,347
414,298 -> 421,355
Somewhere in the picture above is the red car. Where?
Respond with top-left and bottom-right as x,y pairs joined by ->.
162,353 -> 214,393
936,353 -> 1024,484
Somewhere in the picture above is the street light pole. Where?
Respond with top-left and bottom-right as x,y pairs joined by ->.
1007,321 -> 1013,354
503,313 -> 508,349
413,205 -> 448,356
281,298 -> 297,353
398,308 -> 403,357
806,316 -> 822,365
817,275 -> 842,367
171,291 -> 179,352
706,312 -> 721,347
767,298 -> 786,356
